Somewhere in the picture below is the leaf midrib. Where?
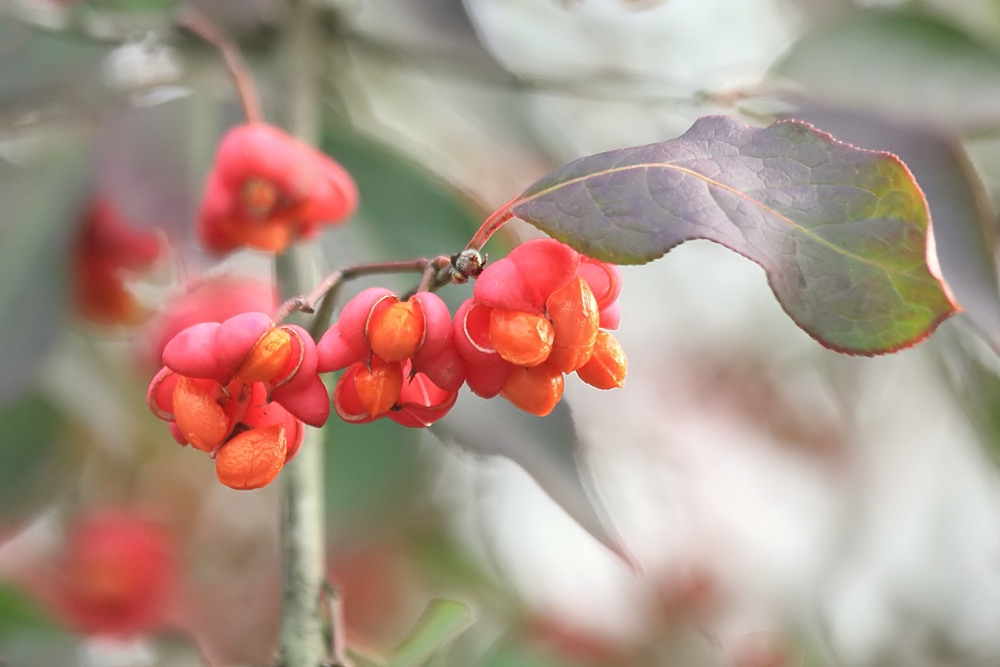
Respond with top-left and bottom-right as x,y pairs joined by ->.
515,161 -> 937,285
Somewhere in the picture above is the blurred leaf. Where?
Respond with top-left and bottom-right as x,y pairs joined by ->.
387,598 -> 473,667
432,396 -> 629,563
785,107 -> 1000,351
0,394 -> 69,516
347,649 -> 388,667
411,530 -> 501,599
0,584 -> 77,667
322,123 -> 488,261
323,415 -> 427,529
478,634 -> 575,667
773,9 -> 1000,129
510,115 -> 956,355
0,21 -> 108,114
0,583 -> 58,640
0,134 -> 91,405
935,329 -> 1000,464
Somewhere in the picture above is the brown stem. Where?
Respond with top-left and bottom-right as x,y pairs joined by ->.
417,256 -> 447,293
177,5 -> 264,124
272,257 -> 446,327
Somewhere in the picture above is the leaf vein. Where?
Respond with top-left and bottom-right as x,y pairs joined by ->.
519,161 -> 936,286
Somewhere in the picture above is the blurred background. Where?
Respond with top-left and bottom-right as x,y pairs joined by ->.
3,0 -> 1000,665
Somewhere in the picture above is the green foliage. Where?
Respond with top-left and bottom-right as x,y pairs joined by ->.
0,21 -> 108,112
386,598 -> 473,667
0,138 -> 90,405
323,415 -> 427,529
323,123 -> 488,263
0,583 -> 58,641
0,394 -> 69,516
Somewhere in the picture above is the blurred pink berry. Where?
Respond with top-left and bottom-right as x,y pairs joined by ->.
54,511 -> 176,638
72,199 -> 162,325
198,123 -> 358,253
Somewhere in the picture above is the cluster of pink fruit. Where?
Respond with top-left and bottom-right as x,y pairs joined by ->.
140,122 -> 626,490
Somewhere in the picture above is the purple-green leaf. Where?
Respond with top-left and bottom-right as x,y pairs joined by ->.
510,116 -> 958,355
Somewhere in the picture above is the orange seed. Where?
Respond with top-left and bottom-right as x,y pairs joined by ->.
214,424 -> 286,490
368,300 -> 424,362
353,359 -> 404,417
489,309 -> 554,367
546,276 -> 600,373
237,327 -> 293,383
172,376 -> 230,453
576,331 -> 627,390
501,362 -> 565,417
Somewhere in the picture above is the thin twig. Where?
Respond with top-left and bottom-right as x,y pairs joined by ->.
272,295 -> 315,324
342,30 -> 733,108
417,255 -> 448,293
272,257 -> 446,326
177,5 -> 264,124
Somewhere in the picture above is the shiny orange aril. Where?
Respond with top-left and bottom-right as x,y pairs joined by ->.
236,327 -> 293,383
576,331 -> 627,390
368,300 -> 424,362
353,358 -> 404,417
545,276 -> 600,373
214,424 -> 286,490
488,309 -> 554,367
171,376 -> 230,453
500,362 -> 564,417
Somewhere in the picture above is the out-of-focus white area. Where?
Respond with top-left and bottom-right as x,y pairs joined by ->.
343,1 -> 1000,665
461,0 -> 801,159
463,0 -> 789,85
434,243 -> 1000,666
